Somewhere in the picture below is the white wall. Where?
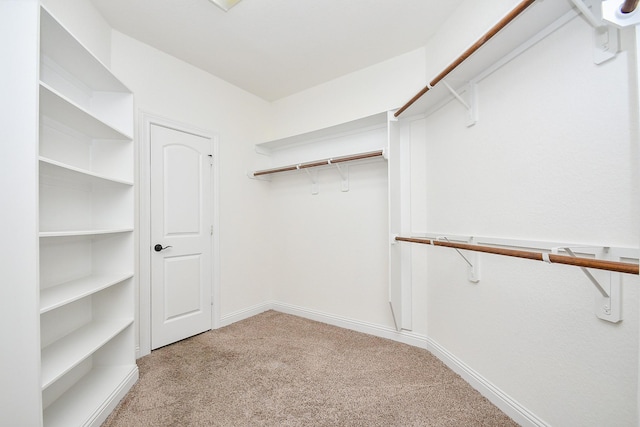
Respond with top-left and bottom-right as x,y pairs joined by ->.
109,32 -> 274,327
267,2 -> 640,427
25,0 -> 640,425
422,0 -> 530,81
412,14 -> 639,427
270,47 -> 426,139
264,48 -> 429,328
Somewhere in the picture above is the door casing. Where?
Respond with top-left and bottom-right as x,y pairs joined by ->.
138,112 -> 220,357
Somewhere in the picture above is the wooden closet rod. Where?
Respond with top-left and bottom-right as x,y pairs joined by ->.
395,236 -> 639,275
394,0 -> 536,118
622,0 -> 640,13
252,150 -> 384,177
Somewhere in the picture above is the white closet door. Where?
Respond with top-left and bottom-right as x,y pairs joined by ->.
150,124 -> 212,349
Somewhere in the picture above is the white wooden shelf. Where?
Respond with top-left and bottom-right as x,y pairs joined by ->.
40,274 -> 134,314
397,0 -> 574,118
252,112 -> 389,188
39,229 -> 133,238
39,157 -> 134,186
42,365 -> 137,427
40,9 -> 129,94
257,112 -> 389,155
39,83 -> 131,140
41,319 -> 133,390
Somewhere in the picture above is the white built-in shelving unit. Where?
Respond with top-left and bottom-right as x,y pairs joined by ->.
38,7 -> 137,427
250,112 -> 389,193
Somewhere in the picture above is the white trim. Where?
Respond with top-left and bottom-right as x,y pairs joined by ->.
271,301 -> 428,349
87,366 -> 139,427
138,111 -> 220,357
220,301 -> 549,427
219,302 -> 274,327
425,338 -> 549,427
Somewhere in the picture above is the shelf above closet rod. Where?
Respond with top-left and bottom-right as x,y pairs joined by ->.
395,236 -> 639,275
394,0 -> 536,118
252,149 -> 385,177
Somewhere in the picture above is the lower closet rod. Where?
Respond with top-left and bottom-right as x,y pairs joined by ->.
395,236 -> 639,275
253,150 -> 384,177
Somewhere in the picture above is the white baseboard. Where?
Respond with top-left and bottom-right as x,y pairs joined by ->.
271,301 -> 429,349
425,338 -> 549,427
219,301 -> 274,327
89,366 -> 139,427
223,301 -> 548,427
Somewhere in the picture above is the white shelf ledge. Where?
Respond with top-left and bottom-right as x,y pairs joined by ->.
40,273 -> 134,314
41,319 -> 133,390
40,8 -> 130,94
39,157 -> 134,186
39,83 -> 132,140
257,112 -> 389,155
39,228 -> 133,238
43,365 -> 138,427
397,1 -> 574,118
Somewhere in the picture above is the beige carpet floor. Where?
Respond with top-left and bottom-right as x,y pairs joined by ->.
103,311 -> 518,426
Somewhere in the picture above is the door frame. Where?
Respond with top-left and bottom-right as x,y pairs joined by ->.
138,111 -> 220,357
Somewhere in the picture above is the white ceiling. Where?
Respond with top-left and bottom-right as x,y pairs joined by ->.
89,0 -> 460,101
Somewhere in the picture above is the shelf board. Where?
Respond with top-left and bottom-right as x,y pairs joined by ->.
40,273 -> 134,314
398,0 -> 574,117
43,365 -> 138,427
39,83 -> 132,140
40,8 -> 130,94
39,228 -> 133,238
39,157 -> 134,186
41,319 -> 134,390
257,112 -> 389,154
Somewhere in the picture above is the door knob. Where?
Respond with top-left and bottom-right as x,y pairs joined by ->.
154,244 -> 173,252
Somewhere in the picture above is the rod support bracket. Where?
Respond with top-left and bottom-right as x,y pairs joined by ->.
300,166 -> 319,195
553,246 -> 622,323
437,236 -> 480,283
442,80 -> 478,127
328,159 -> 349,192
569,0 -> 619,64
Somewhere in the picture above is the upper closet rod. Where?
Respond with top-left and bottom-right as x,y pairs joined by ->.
395,236 -> 639,275
252,150 -> 384,177
622,0 -> 640,13
394,0 -> 536,118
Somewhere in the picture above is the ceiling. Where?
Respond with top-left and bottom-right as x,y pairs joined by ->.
89,0 -> 460,101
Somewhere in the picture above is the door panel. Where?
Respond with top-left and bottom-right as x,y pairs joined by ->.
150,124 -> 212,349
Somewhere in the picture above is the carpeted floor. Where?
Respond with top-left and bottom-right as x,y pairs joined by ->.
103,311 -> 518,426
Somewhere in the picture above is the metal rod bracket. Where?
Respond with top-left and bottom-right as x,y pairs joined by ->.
328,160 -> 349,192
553,246 -> 622,323
442,80 -> 478,127
438,236 -> 480,283
300,166 -> 319,195
572,0 -> 621,63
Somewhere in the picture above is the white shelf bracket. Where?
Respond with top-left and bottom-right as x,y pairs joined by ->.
571,0 -> 619,64
439,237 -> 480,283
442,80 -> 478,127
552,246 -> 621,323
300,166 -> 319,195
328,159 -> 349,192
